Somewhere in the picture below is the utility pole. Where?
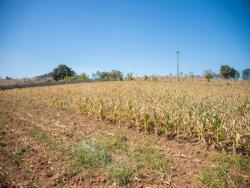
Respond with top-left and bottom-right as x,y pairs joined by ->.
176,51 -> 180,82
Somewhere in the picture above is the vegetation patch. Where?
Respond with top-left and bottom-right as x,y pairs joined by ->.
197,153 -> 250,187
0,112 -> 11,125
100,136 -> 128,152
208,153 -> 250,171
28,127 -> 69,156
108,160 -> 133,185
197,167 -> 227,188
133,146 -> 169,171
71,139 -> 110,172
11,146 -> 27,166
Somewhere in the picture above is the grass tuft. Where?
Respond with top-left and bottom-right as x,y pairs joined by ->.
197,153 -> 250,187
197,167 -> 226,188
71,139 -> 110,171
133,146 -> 169,171
108,160 -> 133,185
101,136 -> 128,151
11,146 -> 27,166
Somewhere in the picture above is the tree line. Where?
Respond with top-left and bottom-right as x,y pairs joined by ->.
203,65 -> 247,82
4,64 -> 248,82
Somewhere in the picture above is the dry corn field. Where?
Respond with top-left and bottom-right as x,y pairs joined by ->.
0,80 -> 250,187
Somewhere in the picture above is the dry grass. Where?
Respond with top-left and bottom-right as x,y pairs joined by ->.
1,79 -> 249,155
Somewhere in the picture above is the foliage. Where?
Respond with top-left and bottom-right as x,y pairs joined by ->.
71,139 -> 110,171
197,153 -> 250,187
5,76 -> 12,80
94,70 -> 123,81
101,137 -> 128,151
78,72 -> 89,80
220,65 -> 239,79
203,69 -> 213,82
108,160 -> 133,185
126,72 -> 134,80
233,69 -> 240,80
144,75 -> 149,80
52,64 -> 76,81
11,146 -> 27,166
64,73 -> 89,81
197,167 -> 227,188
133,146 -> 169,171
242,68 -> 250,80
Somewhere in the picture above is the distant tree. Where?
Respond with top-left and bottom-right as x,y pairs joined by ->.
219,65 -> 240,80
232,69 -> 240,80
144,75 -> 149,80
203,69 -> 213,82
110,70 -> 123,81
5,76 -> 12,80
52,64 -> 75,81
94,70 -> 123,81
242,68 -> 250,80
220,65 -> 231,79
126,72 -> 133,80
78,73 -> 89,80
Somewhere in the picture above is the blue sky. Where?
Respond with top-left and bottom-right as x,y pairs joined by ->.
0,0 -> 249,78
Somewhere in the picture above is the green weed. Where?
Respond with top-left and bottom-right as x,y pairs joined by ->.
12,146 -> 27,166
133,146 -> 169,171
29,128 -> 47,142
197,153 -> 250,187
108,160 -> 133,185
197,167 -> 227,188
101,136 -> 128,152
71,139 -> 110,171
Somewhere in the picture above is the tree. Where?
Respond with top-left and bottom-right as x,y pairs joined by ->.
52,64 -> 76,81
94,70 -> 123,81
203,69 -> 213,82
126,72 -> 133,80
5,76 -> 12,80
232,69 -> 240,80
242,68 -> 250,80
220,65 -> 238,79
110,70 -> 123,81
78,73 -> 89,80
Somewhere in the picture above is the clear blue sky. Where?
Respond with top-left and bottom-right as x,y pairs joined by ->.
0,0 -> 249,78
